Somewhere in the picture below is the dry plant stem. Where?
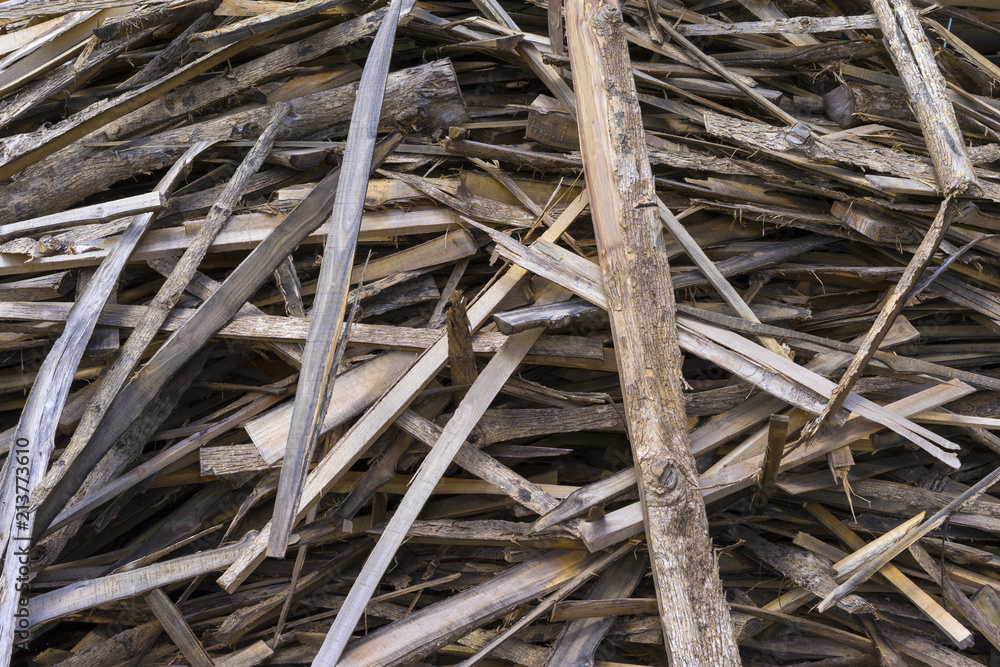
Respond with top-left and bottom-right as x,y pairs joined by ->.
32,103 -> 288,511
311,286 -> 567,664
30,134 -> 403,540
268,0 -> 404,558
806,196 -> 959,439
565,1 -> 740,664
0,141 -> 211,667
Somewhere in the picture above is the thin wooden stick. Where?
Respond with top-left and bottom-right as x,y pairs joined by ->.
27,531 -> 258,628
819,463 -> 1000,612
30,133 -> 403,539
215,190 -> 587,593
0,191 -> 164,239
267,0 -> 405,557
32,103 -> 288,512
751,414 -> 788,513
146,589 -> 214,667
804,502 -> 974,648
658,198 -> 787,358
803,197 -> 960,439
565,1 -> 739,663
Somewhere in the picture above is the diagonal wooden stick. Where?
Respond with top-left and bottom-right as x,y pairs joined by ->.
31,102 -> 289,513
30,133 -> 403,540
215,190 -> 588,595
804,0 -> 978,438
0,141 -> 213,667
818,463 -> 1000,612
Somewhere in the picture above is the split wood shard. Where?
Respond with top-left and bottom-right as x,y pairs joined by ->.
268,0 -> 406,558
565,0 -> 740,663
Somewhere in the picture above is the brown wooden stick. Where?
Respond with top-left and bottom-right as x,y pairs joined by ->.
565,1 -> 740,663
804,502 -> 973,648
870,0 -> 977,195
818,463 -> 1000,612
804,196 -> 960,441
146,589 -> 214,667
751,414 -> 788,513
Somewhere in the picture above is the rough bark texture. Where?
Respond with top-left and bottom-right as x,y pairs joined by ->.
565,0 -> 741,663
869,0 -> 977,195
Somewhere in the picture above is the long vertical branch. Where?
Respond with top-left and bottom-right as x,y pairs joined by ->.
267,0 -> 406,558
565,0 -> 741,663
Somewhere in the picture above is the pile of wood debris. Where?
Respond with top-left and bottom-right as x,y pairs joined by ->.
4,0 -> 1000,664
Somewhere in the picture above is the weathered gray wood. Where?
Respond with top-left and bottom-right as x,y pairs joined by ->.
545,549 -> 645,666
269,0 -> 445,557
32,104 -> 288,513
676,14 -> 880,36
336,550 -> 596,666
214,190 -> 588,598
0,142 -> 211,667
0,59 -> 467,222
312,285 -> 567,663
29,135 -> 405,539
146,589 -> 214,667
